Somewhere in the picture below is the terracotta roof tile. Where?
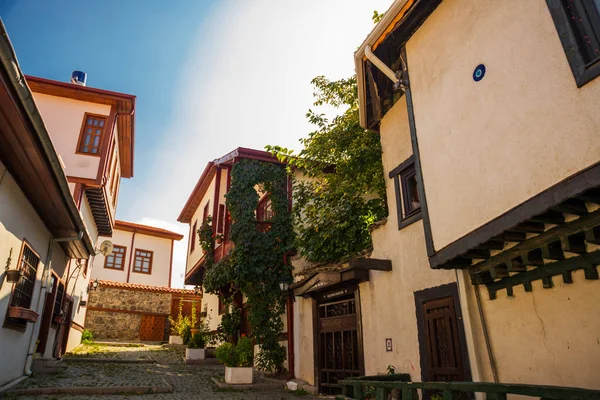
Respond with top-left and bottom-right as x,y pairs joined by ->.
97,280 -> 198,294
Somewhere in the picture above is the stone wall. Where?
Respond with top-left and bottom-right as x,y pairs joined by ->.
86,286 -> 171,340
88,286 -> 171,314
85,310 -> 142,340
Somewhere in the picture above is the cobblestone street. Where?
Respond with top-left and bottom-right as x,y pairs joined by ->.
5,343 -> 319,400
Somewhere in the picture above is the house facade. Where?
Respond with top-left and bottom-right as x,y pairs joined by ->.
0,25 -> 96,388
85,220 -> 201,342
334,0 -> 599,394
178,147 -> 293,369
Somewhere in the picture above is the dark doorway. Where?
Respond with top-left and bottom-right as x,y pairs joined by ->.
415,283 -> 472,385
315,286 -> 364,395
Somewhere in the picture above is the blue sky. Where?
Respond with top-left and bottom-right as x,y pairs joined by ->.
1,0 -> 392,286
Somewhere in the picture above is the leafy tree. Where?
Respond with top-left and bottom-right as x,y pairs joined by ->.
267,75 -> 387,264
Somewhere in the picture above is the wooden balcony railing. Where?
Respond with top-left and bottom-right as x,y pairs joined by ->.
337,377 -> 600,400
214,239 -> 234,264
256,221 -> 272,233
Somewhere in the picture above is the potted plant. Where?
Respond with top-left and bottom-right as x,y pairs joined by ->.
7,306 -> 39,323
215,336 -> 254,384
5,268 -> 22,283
186,332 -> 206,361
168,298 -> 190,345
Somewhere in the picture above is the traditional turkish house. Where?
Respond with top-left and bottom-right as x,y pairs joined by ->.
346,0 -> 600,393
0,24 -> 96,387
85,220 -> 201,342
178,147 -> 294,370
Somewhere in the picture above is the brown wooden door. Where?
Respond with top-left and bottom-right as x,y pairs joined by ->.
415,283 -> 471,386
140,315 -> 165,341
316,288 -> 363,396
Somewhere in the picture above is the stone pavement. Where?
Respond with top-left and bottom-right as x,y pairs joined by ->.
5,343 -> 321,399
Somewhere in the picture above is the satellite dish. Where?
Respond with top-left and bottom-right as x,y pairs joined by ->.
98,240 -> 114,257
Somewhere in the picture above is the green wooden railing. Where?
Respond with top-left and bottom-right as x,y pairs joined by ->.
337,378 -> 600,400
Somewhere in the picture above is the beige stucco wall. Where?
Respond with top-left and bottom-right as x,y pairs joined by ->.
0,161 -> 67,385
202,292 -> 222,332
405,0 -> 600,251
461,269 -> 600,389
32,93 -> 111,181
186,178 -> 217,275
361,99 -> 458,379
294,295 -> 315,385
92,229 -> 173,287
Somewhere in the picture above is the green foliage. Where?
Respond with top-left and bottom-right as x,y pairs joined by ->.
255,342 -> 287,373
187,332 -> 206,349
267,75 -> 387,263
236,337 -> 254,368
168,298 -> 191,343
372,10 -> 385,23
219,305 -> 241,341
215,337 -> 254,367
81,329 -> 93,344
215,342 -> 237,367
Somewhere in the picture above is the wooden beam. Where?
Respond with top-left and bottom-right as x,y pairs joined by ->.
349,258 -> 392,271
523,249 -> 545,267
476,240 -> 505,251
462,249 -> 491,260
486,250 -> 600,297
497,231 -> 526,242
470,209 -> 600,275
506,257 -> 527,272
541,241 -> 564,261
552,198 -> 589,215
531,210 -> 565,225
489,265 -> 509,280
560,232 -> 587,254
576,188 -> 600,205
585,226 -> 600,245
510,222 -> 546,234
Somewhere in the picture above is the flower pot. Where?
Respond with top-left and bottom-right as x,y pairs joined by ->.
224,366 -> 253,384
5,269 -> 22,283
7,306 -> 39,323
169,335 -> 183,345
186,348 -> 205,360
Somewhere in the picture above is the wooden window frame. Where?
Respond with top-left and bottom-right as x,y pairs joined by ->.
132,248 -> 153,275
4,240 -> 41,332
76,113 -> 107,156
256,194 -> 274,221
202,201 -> 210,223
190,220 -> 197,254
389,155 -> 422,230
104,245 -> 127,270
217,204 -> 225,234
546,0 -> 600,87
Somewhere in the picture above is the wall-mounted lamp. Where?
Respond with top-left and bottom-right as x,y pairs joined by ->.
279,282 -> 289,291
88,278 -> 99,292
194,285 -> 202,295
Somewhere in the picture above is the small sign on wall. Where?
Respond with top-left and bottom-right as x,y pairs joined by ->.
385,338 -> 393,352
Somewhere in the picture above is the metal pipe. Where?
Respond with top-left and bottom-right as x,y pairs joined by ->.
24,233 -> 83,375
474,283 -> 499,383
365,45 -> 399,84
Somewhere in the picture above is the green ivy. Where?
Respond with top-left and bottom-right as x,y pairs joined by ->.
201,159 -> 294,372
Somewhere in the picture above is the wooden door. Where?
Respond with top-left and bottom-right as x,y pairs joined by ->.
415,283 -> 471,386
316,288 -> 363,395
140,315 -> 166,341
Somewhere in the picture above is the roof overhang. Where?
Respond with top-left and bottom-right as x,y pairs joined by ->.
354,0 -> 412,129
0,21 -> 94,258
24,75 -> 136,178
115,220 -> 184,241
178,148 -> 282,224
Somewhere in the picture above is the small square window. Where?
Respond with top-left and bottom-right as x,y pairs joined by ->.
389,156 -> 422,229
104,245 -> 126,270
133,249 -> 153,274
547,0 -> 600,86
77,113 -> 107,155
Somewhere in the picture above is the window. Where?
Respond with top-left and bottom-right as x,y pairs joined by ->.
256,195 -> 274,221
547,0 -> 600,86
389,156 -> 422,229
104,245 -> 126,270
77,113 -> 107,155
217,204 -> 225,234
190,220 -> 197,254
202,202 -> 210,223
133,249 -> 153,274
6,242 -> 40,329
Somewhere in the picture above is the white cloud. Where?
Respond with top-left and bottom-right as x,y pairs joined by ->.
133,0 -> 393,287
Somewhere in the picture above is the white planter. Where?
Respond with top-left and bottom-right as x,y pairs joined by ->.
186,348 -> 205,360
169,335 -> 183,345
225,366 -> 254,384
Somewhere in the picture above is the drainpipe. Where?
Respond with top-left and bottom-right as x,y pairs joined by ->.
474,283 -> 499,383
286,290 -> 295,379
24,233 -> 82,376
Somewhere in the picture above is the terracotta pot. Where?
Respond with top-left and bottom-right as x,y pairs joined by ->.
5,269 -> 22,283
8,306 -> 39,323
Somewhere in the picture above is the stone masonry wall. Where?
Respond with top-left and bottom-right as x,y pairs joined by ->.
86,286 -> 171,340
